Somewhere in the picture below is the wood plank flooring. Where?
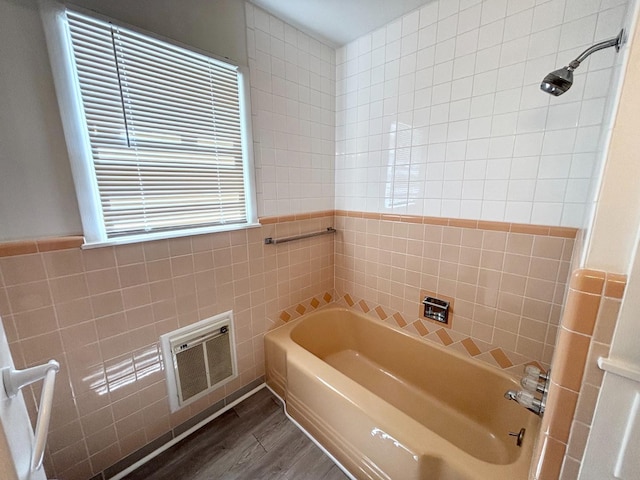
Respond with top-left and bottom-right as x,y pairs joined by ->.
123,387 -> 348,480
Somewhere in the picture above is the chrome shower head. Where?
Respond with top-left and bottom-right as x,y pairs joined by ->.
541,29 -> 624,96
540,66 -> 574,96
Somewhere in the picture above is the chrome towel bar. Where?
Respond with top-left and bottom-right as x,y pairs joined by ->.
265,227 -> 337,245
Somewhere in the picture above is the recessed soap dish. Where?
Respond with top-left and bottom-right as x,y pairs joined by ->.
422,296 -> 450,324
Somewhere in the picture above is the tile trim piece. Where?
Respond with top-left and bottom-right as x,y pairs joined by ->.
259,210 -> 335,224
569,269 -> 606,295
537,435 -> 567,480
604,273 -> 627,299
544,383 -> 579,443
0,212 -> 578,259
0,236 -> 84,257
260,210 -> 578,238
334,211 -> 578,238
0,241 -> 38,257
36,236 -> 84,252
562,289 -> 602,336
534,268 -> 627,479
552,328 -> 591,393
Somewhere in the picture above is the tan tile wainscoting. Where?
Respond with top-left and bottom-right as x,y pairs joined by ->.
0,213 -> 334,480
334,211 -> 577,374
0,210 -> 583,479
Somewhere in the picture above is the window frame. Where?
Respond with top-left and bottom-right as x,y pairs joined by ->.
40,2 -> 258,247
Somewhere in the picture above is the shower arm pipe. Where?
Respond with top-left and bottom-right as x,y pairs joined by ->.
568,29 -> 624,70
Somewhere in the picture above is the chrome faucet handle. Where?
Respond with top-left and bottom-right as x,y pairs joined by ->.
524,364 -> 549,382
504,389 -> 518,401
505,369 -> 551,417
504,388 -> 544,415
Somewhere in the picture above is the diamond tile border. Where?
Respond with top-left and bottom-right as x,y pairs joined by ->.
334,291 -> 545,374
272,290 -> 336,328
374,306 -> 387,320
461,338 -> 482,356
270,289 -> 546,374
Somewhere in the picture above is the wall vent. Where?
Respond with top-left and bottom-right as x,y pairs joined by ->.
160,311 -> 237,412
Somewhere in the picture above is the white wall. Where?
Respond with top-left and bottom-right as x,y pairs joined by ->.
0,0 -> 248,241
1,0 -> 634,242
335,0 -> 630,227
245,3 -> 336,217
0,0 -> 82,241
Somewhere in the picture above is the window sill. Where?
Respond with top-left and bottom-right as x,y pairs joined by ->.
81,222 -> 262,249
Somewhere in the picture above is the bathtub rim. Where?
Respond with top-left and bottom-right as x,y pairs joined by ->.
265,306 -> 541,477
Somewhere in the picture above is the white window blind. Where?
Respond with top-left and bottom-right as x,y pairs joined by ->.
65,10 -> 250,240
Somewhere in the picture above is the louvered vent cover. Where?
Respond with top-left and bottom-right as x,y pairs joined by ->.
175,344 -> 208,402
206,334 -> 233,385
160,311 -> 237,412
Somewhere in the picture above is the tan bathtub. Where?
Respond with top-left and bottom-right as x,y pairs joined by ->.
265,307 -> 540,480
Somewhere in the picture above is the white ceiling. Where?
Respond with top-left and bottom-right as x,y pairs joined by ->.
250,0 -> 435,47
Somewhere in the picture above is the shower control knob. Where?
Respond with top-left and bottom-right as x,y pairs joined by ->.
521,374 -> 545,393
524,365 -> 548,382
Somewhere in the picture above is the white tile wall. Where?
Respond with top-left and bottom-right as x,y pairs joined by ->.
246,4 -> 336,217
335,0 -> 631,227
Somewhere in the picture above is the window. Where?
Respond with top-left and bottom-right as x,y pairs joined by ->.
43,6 -> 256,246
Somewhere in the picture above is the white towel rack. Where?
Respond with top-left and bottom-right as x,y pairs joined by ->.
598,356 -> 640,383
2,359 -> 60,472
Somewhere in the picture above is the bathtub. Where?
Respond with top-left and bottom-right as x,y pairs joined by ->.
265,307 -> 540,480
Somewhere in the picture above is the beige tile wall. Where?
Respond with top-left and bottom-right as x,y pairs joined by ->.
334,212 -> 576,369
0,215 -> 334,480
0,209 -> 583,479
530,270 -> 626,480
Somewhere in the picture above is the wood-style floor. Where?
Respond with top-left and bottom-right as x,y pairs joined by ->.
123,387 -> 348,480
